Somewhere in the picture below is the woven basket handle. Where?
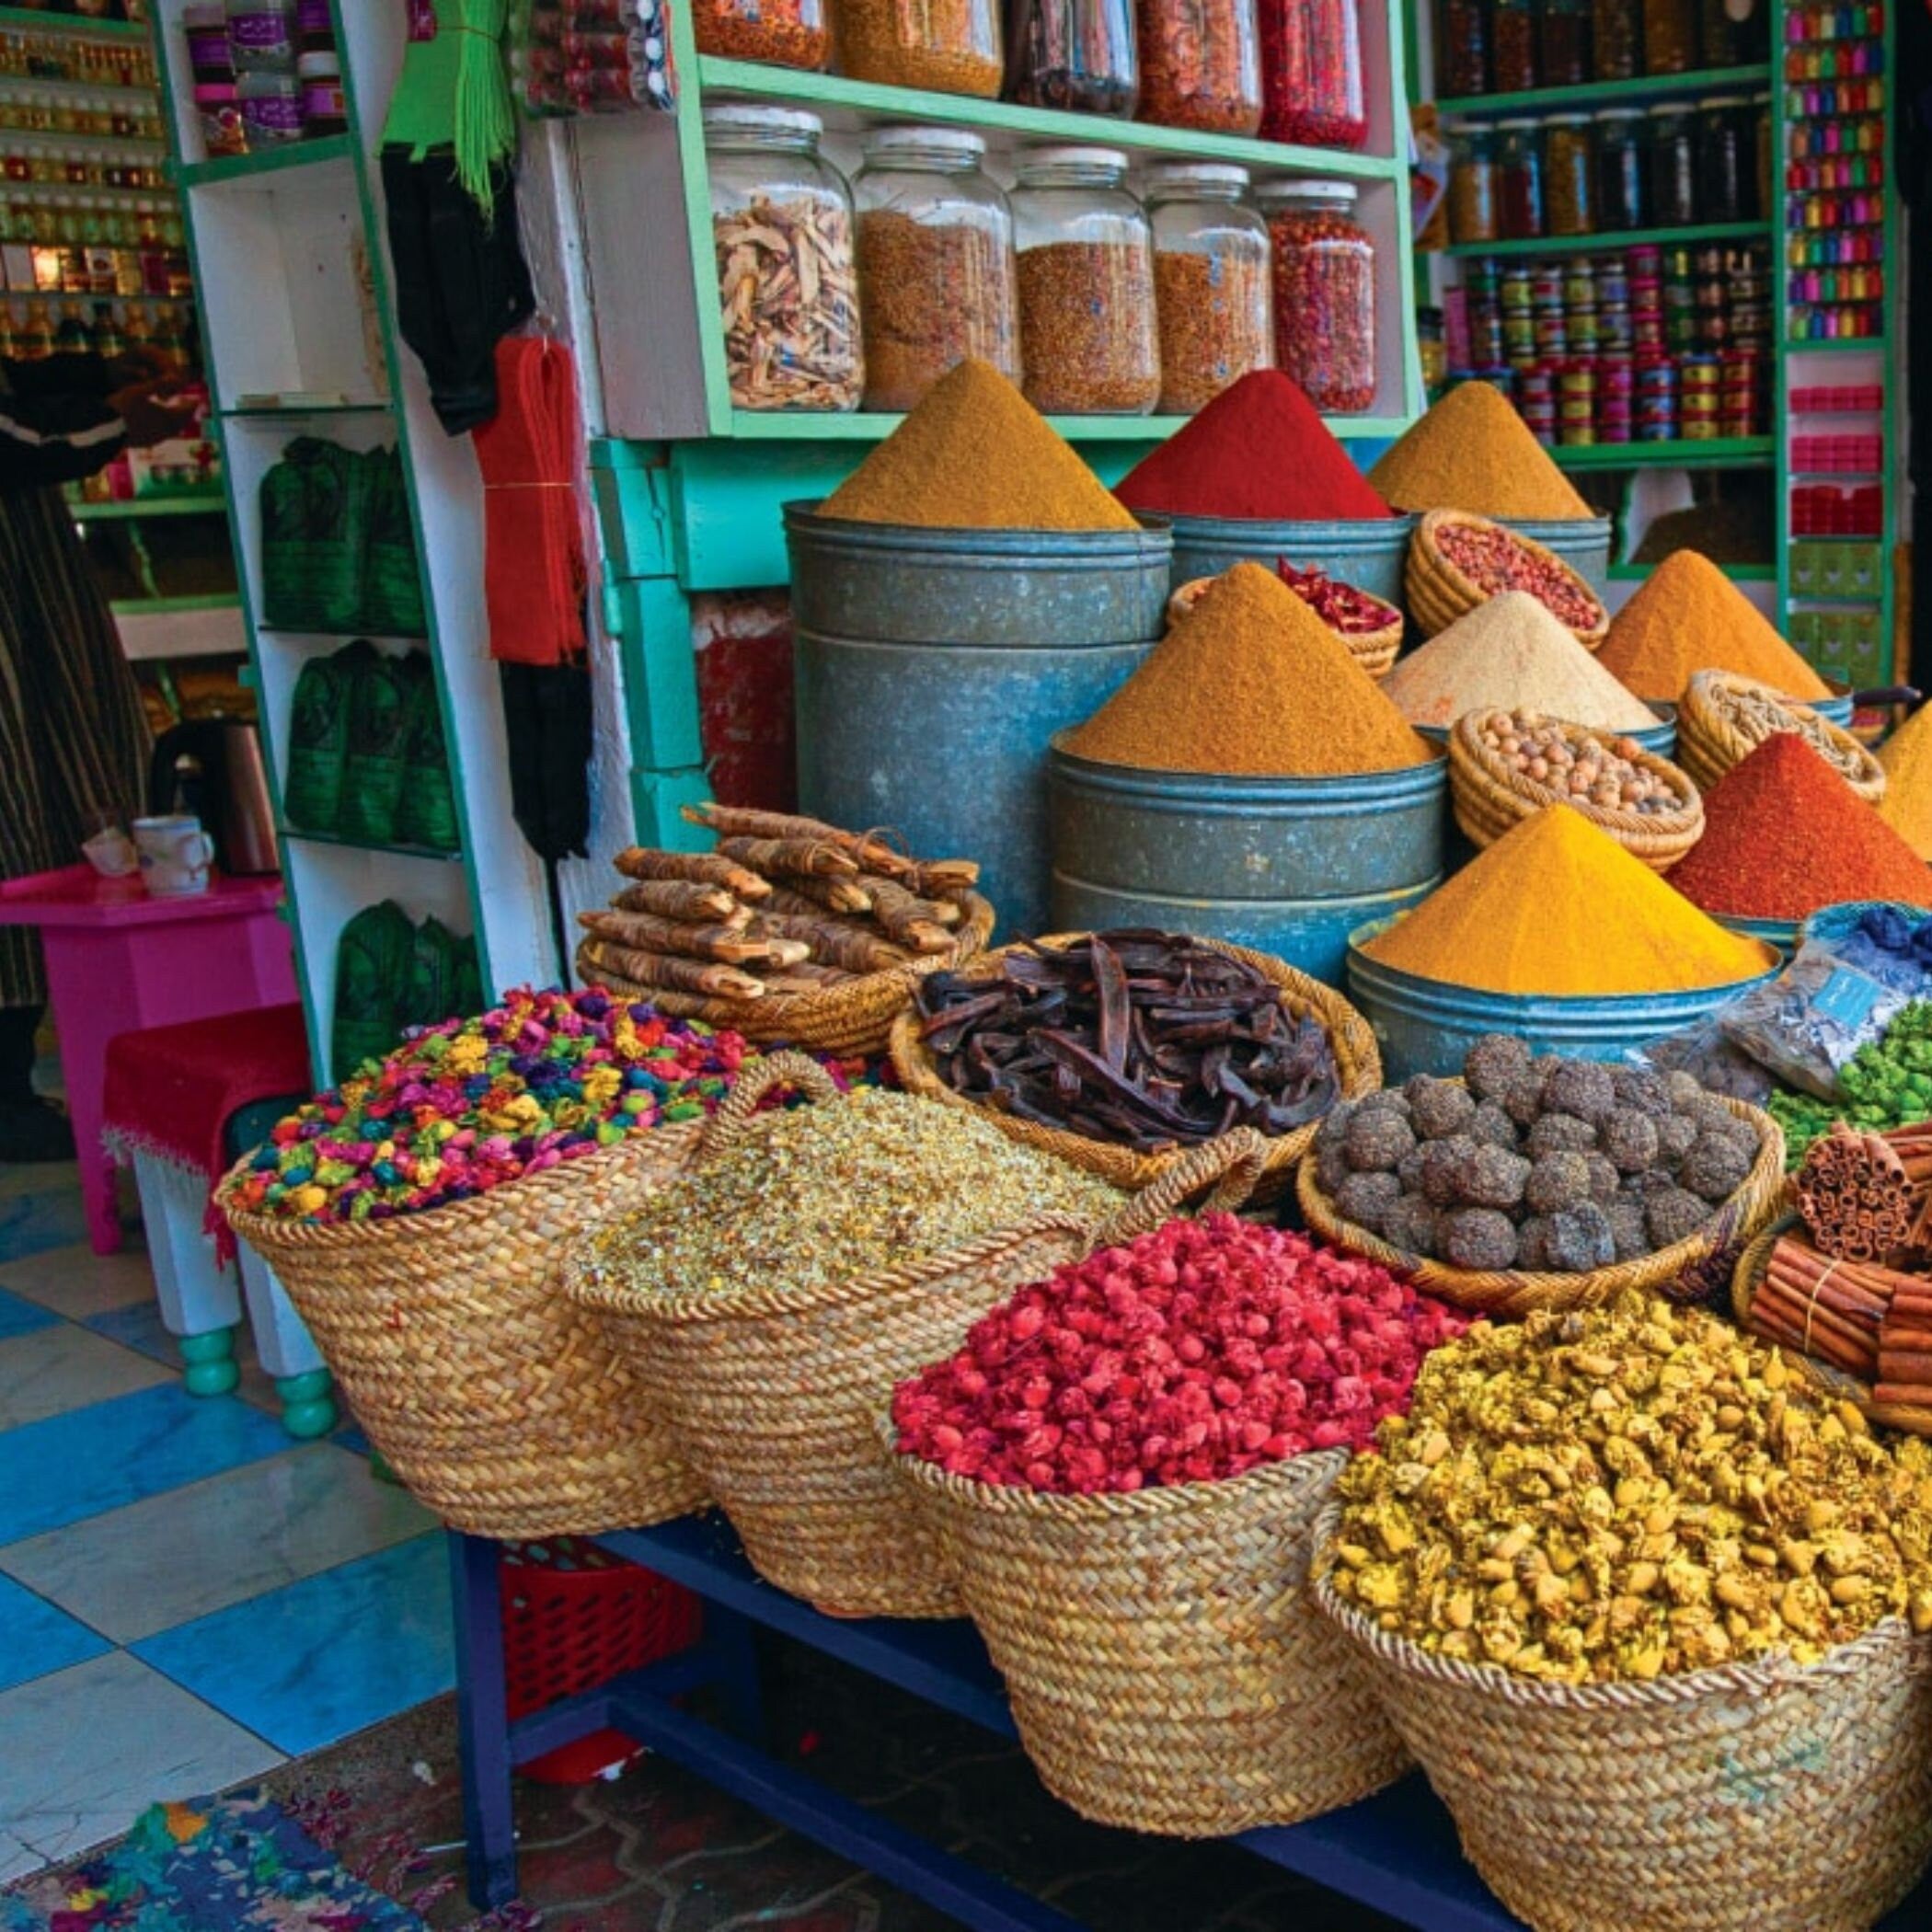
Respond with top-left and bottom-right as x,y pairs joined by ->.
1094,1126 -> 1270,1247
698,1051 -> 841,1164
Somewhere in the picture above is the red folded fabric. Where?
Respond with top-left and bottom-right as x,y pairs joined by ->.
474,335 -> 588,666
100,1002 -> 313,1262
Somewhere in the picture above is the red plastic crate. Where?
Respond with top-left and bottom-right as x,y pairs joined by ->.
500,1539 -> 704,1782
1791,434 -> 1883,473
1789,385 -> 1883,413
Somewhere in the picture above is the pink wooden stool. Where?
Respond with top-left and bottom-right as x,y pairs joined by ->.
0,865 -> 299,1254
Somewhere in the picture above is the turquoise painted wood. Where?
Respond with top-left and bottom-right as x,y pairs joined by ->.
604,577 -> 707,770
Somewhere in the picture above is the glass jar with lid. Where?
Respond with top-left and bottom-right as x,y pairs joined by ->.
1135,0 -> 1262,132
853,125 -> 1018,413
1536,0 -> 1589,87
1640,0 -> 1694,74
1497,118 -> 1545,239
1259,178 -> 1376,413
1255,0 -> 1365,146
1751,90 -> 1772,220
1590,0 -> 1639,79
1448,125 -> 1501,243
691,0 -> 830,69
1436,0 -> 1489,98
834,0 -> 1001,96
1005,0 -> 1137,114
1490,0 -> 1536,87
1144,161 -> 1271,413
1696,95 -> 1749,222
1545,114 -> 1594,236
1594,107 -> 1647,229
1009,145 -> 1159,415
1647,103 -> 1696,224
1698,0 -> 1765,67
706,103 -> 862,412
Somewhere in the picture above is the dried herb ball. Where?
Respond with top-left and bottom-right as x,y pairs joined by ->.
1344,1107 -> 1416,1174
1356,1089 -> 1413,1121
1547,1201 -> 1616,1271
1600,1109 -> 1661,1173
1527,1112 -> 1597,1158
1645,1186 -> 1713,1249
1467,1101 -> 1521,1150
1461,1144 -> 1532,1211
1335,1169 -> 1403,1233
1384,1192 -> 1440,1258
1605,1200 -> 1651,1262
1626,1167 -> 1679,1199
1442,1207 -> 1519,1271
1680,1127 -> 1754,1202
1397,1148 -> 1428,1193
1420,1135 -> 1480,1207
1405,1075 -> 1476,1141
1516,1215 -> 1554,1271
1657,1113 -> 1698,1166
1525,1151 -> 1593,1215
1315,1133 -> 1352,1196
1543,1060 -> 1617,1126
1583,1152 -> 1623,1202
1610,1065 -> 1673,1120
1677,1092 -> 1737,1136
1665,1071 -> 1706,1111
1464,1033 -> 1531,1103
1502,1071 -> 1551,1130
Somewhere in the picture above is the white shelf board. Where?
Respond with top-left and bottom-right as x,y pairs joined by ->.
116,598 -> 247,660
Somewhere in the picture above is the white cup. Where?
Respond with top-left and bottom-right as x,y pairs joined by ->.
81,823 -> 140,879
132,814 -> 215,896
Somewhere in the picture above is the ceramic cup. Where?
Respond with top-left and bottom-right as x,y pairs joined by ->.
132,814 -> 215,896
79,815 -> 140,879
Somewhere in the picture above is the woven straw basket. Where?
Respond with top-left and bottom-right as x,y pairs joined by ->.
1167,576 -> 1402,679
1675,673 -> 1886,803
1299,1092 -> 1786,1317
575,891 -> 995,1059
1448,711 -> 1705,871
889,1439 -> 1409,1837
1733,1216 -> 1932,1438
1314,1505 -> 1932,1932
567,1058 -> 1270,1618
1407,510 -> 1610,649
889,934 -> 1381,1207
216,1128 -> 710,1538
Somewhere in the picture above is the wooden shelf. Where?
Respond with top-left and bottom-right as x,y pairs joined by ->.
1438,62 -> 1772,118
1444,220 -> 1772,259
176,132 -> 359,190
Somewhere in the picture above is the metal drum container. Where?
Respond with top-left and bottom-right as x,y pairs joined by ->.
1814,690 -> 1855,728
1501,514 -> 1614,594
1345,919 -> 1781,1081
1047,741 -> 1448,984
787,505 -> 1172,937
1715,912 -> 1801,955
1165,512 -> 1418,609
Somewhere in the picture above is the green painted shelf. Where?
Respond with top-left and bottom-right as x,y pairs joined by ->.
1787,337 -> 1889,353
697,56 -> 1402,178
282,825 -> 463,863
70,494 -> 224,519
726,407 -> 1409,442
1445,219 -> 1771,259
177,132 -> 358,190
1548,436 -> 1775,468
0,5 -> 150,36
1438,63 -> 1771,117
109,592 -> 240,615
220,397 -> 390,419
1608,560 -> 1775,581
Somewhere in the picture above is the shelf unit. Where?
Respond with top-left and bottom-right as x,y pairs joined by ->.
149,0 -> 559,1083
1436,62 -> 1773,115
1442,218 -> 1773,259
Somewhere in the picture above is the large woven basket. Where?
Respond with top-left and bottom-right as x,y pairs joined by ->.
889,933 -> 1381,1206
1732,1215 -> 1932,1438
889,1440 -> 1408,1837
1314,1506 -> 1932,1932
216,1127 -> 710,1538
1448,710 -> 1705,871
1406,509 -> 1610,648
1299,1092 -> 1786,1317
1676,672 -> 1886,802
575,891 -> 995,1059
567,1057 -> 1269,1618
1167,575 -> 1402,679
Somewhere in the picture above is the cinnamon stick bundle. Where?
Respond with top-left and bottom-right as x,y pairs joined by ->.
613,845 -> 770,903
613,879 -> 745,926
1796,1124 -> 1917,1260
763,874 -> 873,918
714,834 -> 860,881
855,874 -> 959,952
577,909 -> 807,969
578,937 -> 765,1001
683,801 -> 917,880
748,909 -> 910,975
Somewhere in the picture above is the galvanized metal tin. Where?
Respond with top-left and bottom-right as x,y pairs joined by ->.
784,503 -> 1173,648
1047,742 -> 1448,983
1166,513 -> 1418,608
1345,919 -> 1782,1081
1716,911 -> 1802,954
796,632 -> 1154,940
1814,691 -> 1855,728
1501,514 -> 1614,594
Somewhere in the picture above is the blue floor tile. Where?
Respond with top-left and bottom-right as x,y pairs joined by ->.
0,1382 -> 291,1544
0,1288 -> 57,1341
132,1533 -> 454,1757
81,1299 -> 176,1364
0,1188 -> 90,1268
0,1572 -> 109,1693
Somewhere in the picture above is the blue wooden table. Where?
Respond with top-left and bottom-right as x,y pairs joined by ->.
451,1516 -> 1932,1930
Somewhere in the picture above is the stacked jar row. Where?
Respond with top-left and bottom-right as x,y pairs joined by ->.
693,0 -> 1367,149
707,107 -> 1381,416
1436,0 -> 1768,98
1448,94 -> 1769,243
1782,13 -> 1884,340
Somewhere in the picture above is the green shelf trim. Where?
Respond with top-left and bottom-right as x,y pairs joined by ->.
108,592 -> 240,615
696,57 -> 1403,179
220,397 -> 393,419
69,494 -> 225,519
0,5 -> 151,37
1438,63 -> 1772,117
282,825 -> 464,863
1548,436 -> 1775,469
1607,560 -> 1775,581
177,132 -> 359,190
725,408 -> 1411,442
1444,219 -> 1772,259
1786,337 -> 1889,353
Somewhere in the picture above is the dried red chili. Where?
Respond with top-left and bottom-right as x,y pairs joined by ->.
1433,520 -> 1602,631
1255,0 -> 1367,149
1134,0 -> 1263,134
1261,182 -> 1376,415
1277,560 -> 1397,635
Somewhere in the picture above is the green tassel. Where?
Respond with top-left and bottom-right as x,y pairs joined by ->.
454,0 -> 516,213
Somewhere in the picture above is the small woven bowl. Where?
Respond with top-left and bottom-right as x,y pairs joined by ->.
1407,509 -> 1609,649
1167,574 -> 1403,681
1677,671 -> 1886,804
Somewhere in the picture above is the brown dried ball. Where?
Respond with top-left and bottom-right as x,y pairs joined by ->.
1344,1107 -> 1416,1174
1467,1101 -> 1521,1150
1610,1065 -> 1673,1120
1356,1089 -> 1413,1121
1680,1127 -> 1756,1202
1543,1059 -> 1617,1126
1677,1092 -> 1739,1137
1605,1199 -> 1651,1262
1657,1113 -> 1698,1166
1397,1148 -> 1428,1192
1526,1112 -> 1597,1158
1501,1071 -> 1550,1130
1464,1032 -> 1531,1103
1460,1144 -> 1532,1211
1315,1136 -> 1351,1196
1383,1192 -> 1440,1258
1547,1201 -> 1616,1271
1420,1135 -> 1480,1207
1442,1207 -> 1519,1271
1583,1152 -> 1623,1202
1405,1075 -> 1476,1141
1645,1186 -> 1714,1250
1524,1151 -> 1592,1216
1516,1215 -> 1554,1271
1600,1108 -> 1661,1173
1665,1070 -> 1705,1110
1334,1169 -> 1403,1234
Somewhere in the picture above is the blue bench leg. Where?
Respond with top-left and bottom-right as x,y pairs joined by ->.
451,1532 -> 519,1912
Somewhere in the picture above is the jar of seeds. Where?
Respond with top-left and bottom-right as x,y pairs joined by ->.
1144,161 -> 1272,414
1011,145 -> 1160,415
835,0 -> 1002,95
707,104 -> 862,412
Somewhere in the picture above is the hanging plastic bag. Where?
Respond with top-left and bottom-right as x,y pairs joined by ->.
259,437 -> 371,632
336,649 -> 412,845
404,915 -> 467,1029
282,639 -> 374,830
392,652 -> 461,851
331,900 -> 418,1082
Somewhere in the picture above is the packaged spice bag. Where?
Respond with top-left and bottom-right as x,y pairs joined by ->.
1720,938 -> 1914,1101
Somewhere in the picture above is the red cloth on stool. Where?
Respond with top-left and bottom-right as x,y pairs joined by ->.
101,1002 -> 311,1261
